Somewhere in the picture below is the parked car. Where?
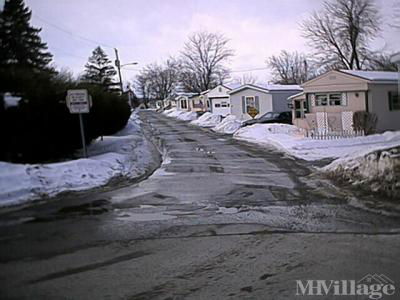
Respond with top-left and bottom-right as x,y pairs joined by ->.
242,111 -> 292,127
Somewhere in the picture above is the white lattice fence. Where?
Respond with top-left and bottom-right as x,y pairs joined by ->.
341,111 -> 354,131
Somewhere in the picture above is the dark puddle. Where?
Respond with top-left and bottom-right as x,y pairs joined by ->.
29,199 -> 112,222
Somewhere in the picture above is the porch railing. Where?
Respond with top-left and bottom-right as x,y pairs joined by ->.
301,128 -> 365,139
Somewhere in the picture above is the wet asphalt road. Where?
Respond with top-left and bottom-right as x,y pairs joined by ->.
0,111 -> 400,299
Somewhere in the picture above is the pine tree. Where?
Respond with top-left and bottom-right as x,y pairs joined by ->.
82,46 -> 119,92
0,0 -> 52,70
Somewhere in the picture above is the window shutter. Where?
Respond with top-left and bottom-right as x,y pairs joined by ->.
255,96 -> 260,111
341,92 -> 347,106
242,96 -> 246,113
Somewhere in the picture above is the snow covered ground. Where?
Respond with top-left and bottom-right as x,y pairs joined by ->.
322,146 -> 400,196
0,111 -> 160,207
234,124 -> 400,161
163,109 -> 223,128
212,115 -> 242,134
234,123 -> 400,195
190,112 -> 222,127
177,111 -> 198,121
162,109 -> 197,121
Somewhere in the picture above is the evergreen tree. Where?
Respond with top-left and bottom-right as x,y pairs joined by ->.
82,46 -> 119,92
0,0 -> 52,70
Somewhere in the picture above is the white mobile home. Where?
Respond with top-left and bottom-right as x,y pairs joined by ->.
228,84 -> 302,120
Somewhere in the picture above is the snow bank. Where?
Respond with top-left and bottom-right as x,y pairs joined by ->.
177,111 -> 198,121
0,111 -> 160,207
322,146 -> 400,197
163,109 -> 197,121
190,112 -> 222,127
162,108 -> 175,115
166,109 -> 185,118
212,115 -> 242,134
234,124 -> 400,161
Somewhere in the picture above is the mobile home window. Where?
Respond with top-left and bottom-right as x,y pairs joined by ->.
245,96 -> 255,112
315,93 -> 342,106
215,103 -> 221,108
294,100 -> 303,118
221,102 -> 228,107
328,93 -> 342,106
315,94 -> 328,106
181,99 -> 187,109
389,92 -> 399,111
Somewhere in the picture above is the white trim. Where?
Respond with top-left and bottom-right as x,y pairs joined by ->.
229,85 -> 269,94
245,96 -> 255,113
288,91 -> 305,100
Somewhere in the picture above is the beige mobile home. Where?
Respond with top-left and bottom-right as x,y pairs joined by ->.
176,93 -> 198,111
290,70 -> 400,132
190,91 -> 209,113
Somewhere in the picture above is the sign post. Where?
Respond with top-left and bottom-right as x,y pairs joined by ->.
66,89 -> 91,158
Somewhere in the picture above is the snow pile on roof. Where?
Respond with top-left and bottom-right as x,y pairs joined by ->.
340,70 -> 399,81
234,124 -> 400,161
175,92 -> 198,99
190,112 -> 222,127
255,83 -> 302,91
3,92 -> 22,108
0,110 -> 160,208
224,82 -> 242,90
212,115 -> 242,134
230,83 -> 302,93
177,111 -> 198,121
322,146 -> 400,197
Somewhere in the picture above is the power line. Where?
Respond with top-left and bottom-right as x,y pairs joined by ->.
31,14 -> 270,74
230,67 -> 269,73
50,46 -> 88,60
124,66 -> 269,73
32,13 -> 114,49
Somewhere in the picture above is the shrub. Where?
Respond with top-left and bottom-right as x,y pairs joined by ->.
0,67 -> 131,163
353,111 -> 378,135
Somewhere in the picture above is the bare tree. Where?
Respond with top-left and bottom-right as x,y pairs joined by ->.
267,50 -> 312,84
390,1 -> 400,29
134,58 -> 181,103
368,52 -> 398,71
301,0 -> 380,71
232,73 -> 258,85
180,31 -> 234,93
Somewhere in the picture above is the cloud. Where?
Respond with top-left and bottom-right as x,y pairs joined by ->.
24,0 -> 399,82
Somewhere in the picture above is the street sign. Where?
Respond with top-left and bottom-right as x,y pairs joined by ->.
247,107 -> 259,119
66,89 -> 90,114
66,89 -> 91,158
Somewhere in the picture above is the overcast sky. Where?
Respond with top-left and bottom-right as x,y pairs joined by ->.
23,0 -> 400,84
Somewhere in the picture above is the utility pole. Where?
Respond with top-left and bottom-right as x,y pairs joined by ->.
114,48 -> 124,94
